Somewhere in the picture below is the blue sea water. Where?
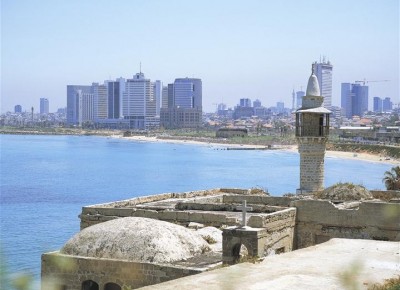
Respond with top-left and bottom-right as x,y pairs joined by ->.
0,134 -> 392,285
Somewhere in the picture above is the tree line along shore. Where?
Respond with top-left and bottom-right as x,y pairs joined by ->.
1,127 -> 399,160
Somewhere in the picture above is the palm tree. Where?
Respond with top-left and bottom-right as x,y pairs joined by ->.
382,166 -> 400,190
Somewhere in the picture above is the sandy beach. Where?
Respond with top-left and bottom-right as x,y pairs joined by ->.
114,135 -> 399,166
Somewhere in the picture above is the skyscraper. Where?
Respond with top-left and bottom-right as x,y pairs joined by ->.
40,98 -> 49,114
123,72 -> 156,129
383,97 -> 393,112
296,91 -> 305,109
373,97 -> 383,113
160,78 -> 202,129
107,81 -> 121,119
253,99 -> 261,108
161,86 -> 168,109
14,105 -> 22,113
277,102 -> 284,113
239,98 -> 251,107
173,78 -> 202,109
153,80 -> 162,115
92,83 -> 108,120
314,59 -> 333,108
341,83 -> 368,118
67,85 -> 92,125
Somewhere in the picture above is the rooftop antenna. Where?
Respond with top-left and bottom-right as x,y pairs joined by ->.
139,62 -> 142,74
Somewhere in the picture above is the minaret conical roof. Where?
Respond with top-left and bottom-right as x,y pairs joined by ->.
306,64 -> 320,97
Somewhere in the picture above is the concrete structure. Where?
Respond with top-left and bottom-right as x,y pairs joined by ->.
295,64 -> 331,193
40,98 -> 49,114
42,188 -> 400,289
141,239 -> 400,290
314,59 -> 333,108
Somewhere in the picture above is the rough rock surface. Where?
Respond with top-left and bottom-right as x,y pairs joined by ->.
316,183 -> 373,201
197,227 -> 223,252
61,217 -> 210,263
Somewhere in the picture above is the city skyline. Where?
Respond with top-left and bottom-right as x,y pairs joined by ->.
2,0 -> 399,113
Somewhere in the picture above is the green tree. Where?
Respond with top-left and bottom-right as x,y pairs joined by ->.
382,166 -> 400,190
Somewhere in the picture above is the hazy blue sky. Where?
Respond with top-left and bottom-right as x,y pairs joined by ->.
1,0 -> 399,113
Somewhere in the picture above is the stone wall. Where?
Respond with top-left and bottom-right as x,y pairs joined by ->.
42,252 -> 203,290
297,138 -> 326,192
175,202 -> 287,213
80,207 -> 239,230
222,195 -> 296,207
248,208 -> 297,254
222,208 -> 296,264
292,200 -> 400,249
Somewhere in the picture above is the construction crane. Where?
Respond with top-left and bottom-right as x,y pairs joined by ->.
355,79 -> 390,86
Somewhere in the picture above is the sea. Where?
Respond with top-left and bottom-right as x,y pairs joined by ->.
0,134 -> 393,286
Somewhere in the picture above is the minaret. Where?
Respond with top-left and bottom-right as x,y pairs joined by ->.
295,63 -> 331,193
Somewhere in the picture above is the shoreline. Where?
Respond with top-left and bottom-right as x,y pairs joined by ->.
117,135 -> 399,166
2,131 -> 398,166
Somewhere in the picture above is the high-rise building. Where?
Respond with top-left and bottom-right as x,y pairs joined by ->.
239,98 -> 251,107
67,85 -> 92,125
14,105 -> 22,113
161,86 -> 168,109
160,78 -> 202,129
153,80 -> 162,115
167,84 -> 174,108
107,81 -> 121,119
296,91 -> 305,108
253,99 -> 262,108
40,98 -> 49,114
78,90 -> 94,125
373,97 -> 383,113
92,83 -> 108,120
314,59 -> 333,108
277,102 -> 284,113
123,72 -> 157,129
173,78 -> 202,109
341,83 -> 368,118
383,97 -> 393,112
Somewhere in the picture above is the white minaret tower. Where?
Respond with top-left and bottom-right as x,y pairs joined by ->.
295,63 -> 331,193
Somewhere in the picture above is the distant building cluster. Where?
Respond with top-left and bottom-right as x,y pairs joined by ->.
66,73 -> 202,130
373,97 -> 393,113
4,58 -> 397,131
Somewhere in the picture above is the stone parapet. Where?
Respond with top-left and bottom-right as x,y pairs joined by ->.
41,252 -> 206,290
291,200 -> 400,248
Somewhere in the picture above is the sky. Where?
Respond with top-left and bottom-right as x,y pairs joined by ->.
1,0 -> 399,113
